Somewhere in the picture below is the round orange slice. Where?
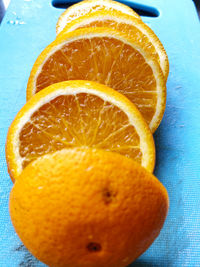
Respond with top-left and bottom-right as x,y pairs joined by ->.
27,27 -> 166,132
6,81 -> 155,181
58,10 -> 169,80
56,0 -> 141,34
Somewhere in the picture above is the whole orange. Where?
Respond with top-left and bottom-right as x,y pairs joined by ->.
9,148 -> 169,267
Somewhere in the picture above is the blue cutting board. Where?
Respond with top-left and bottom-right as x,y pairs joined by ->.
0,0 -> 200,266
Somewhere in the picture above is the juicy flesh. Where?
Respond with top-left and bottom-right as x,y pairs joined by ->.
36,37 -> 157,126
19,93 -> 141,168
68,19 -> 159,63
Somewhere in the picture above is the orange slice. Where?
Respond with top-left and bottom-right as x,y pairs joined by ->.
6,81 -> 155,181
59,10 -> 169,79
27,27 -> 166,132
56,0 -> 141,34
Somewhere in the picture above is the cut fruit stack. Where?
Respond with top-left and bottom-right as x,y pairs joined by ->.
6,1 -> 169,267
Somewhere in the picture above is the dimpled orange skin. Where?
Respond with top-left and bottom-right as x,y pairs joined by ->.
10,148 -> 169,267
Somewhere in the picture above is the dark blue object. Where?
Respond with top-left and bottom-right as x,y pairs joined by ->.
0,0 -> 5,22
0,0 -> 200,266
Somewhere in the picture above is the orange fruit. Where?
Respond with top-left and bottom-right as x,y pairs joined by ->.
56,0 -> 141,35
26,27 -> 166,132
59,10 -> 169,80
6,80 -> 155,181
10,148 -> 169,267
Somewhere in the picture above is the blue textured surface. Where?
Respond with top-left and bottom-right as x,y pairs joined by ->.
0,0 -> 200,266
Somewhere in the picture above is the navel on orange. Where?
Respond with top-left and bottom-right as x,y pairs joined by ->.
56,0 -> 141,35
27,27 -> 166,132
10,148 -> 169,267
7,81 -> 155,181
59,10 -> 169,79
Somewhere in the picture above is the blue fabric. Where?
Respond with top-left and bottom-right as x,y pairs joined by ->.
0,0 -> 200,266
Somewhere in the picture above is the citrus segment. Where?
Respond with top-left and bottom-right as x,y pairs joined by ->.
7,81 -> 155,181
10,148 -> 169,267
59,10 -> 169,79
56,0 -> 141,35
27,27 -> 166,132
